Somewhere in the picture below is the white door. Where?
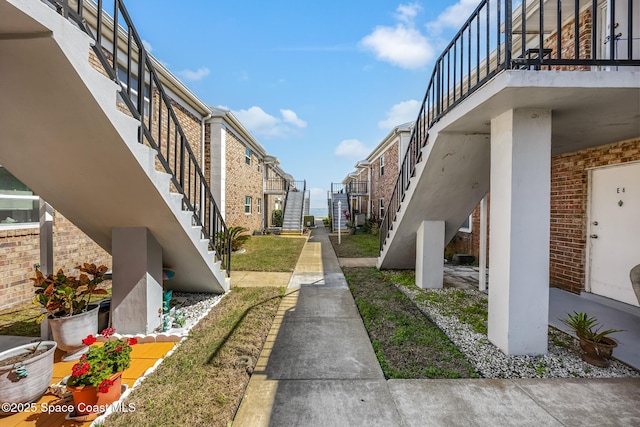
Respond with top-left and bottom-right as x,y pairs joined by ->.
588,162 -> 640,307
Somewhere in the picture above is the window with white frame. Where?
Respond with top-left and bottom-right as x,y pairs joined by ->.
257,198 -> 262,214
459,214 -> 473,233
245,196 -> 252,214
245,148 -> 251,165
379,198 -> 385,218
380,155 -> 385,176
0,165 -> 39,227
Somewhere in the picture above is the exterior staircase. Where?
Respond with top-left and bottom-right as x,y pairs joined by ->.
331,192 -> 349,232
378,0 -> 640,270
0,0 -> 230,293
281,191 -> 304,234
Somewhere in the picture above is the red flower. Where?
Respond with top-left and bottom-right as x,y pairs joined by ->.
82,335 -> 97,346
79,354 -> 87,360
101,327 -> 116,338
115,345 -> 123,353
98,379 -> 114,393
71,361 -> 90,377
128,337 -> 138,346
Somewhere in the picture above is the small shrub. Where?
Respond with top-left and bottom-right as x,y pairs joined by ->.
228,226 -> 251,251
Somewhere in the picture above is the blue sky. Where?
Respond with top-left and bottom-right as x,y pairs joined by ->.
123,1 -> 479,211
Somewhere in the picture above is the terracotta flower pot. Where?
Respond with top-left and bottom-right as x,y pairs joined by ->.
0,341 -> 57,405
67,371 -> 122,415
48,306 -> 99,361
579,336 -> 617,367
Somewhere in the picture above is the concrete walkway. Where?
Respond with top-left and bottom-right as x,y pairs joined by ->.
233,221 -> 640,427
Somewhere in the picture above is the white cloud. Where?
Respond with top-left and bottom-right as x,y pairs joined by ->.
334,139 -> 370,159
238,70 -> 249,81
232,106 -> 307,139
360,3 -> 435,69
280,109 -> 307,128
142,39 -> 153,53
426,0 -> 480,36
378,100 -> 420,129
176,67 -> 210,81
395,2 -> 422,23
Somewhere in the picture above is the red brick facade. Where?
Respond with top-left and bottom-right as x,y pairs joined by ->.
456,138 -> 639,294
0,213 -> 111,312
224,131 -> 264,232
369,141 -> 399,221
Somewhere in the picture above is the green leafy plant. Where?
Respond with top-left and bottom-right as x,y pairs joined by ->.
228,226 -> 251,251
67,328 -> 137,393
272,209 -> 283,227
32,263 -> 109,321
561,311 -> 622,343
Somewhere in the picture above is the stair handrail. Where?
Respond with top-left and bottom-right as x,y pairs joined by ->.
379,0 -> 640,251
44,0 -> 231,275
298,180 -> 306,234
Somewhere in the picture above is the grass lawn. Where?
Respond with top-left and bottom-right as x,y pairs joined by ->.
328,232 -> 379,258
0,288 -> 112,337
344,267 -> 478,379
231,235 -> 306,272
107,286 -> 283,427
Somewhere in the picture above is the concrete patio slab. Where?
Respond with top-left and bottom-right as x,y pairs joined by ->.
339,257 -> 378,267
230,271 -> 292,287
513,378 -> 640,427
388,379 -> 564,427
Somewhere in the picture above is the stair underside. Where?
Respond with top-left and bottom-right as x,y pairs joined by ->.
0,0 -> 227,293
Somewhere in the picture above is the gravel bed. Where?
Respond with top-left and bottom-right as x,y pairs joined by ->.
395,285 -> 640,379
161,291 -> 226,335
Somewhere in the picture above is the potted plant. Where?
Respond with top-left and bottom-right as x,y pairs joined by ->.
561,311 -> 623,367
343,209 -> 356,234
0,340 -> 57,406
32,263 -> 109,361
66,328 -> 137,416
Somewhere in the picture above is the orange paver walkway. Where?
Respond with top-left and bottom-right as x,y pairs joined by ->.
1,341 -> 176,426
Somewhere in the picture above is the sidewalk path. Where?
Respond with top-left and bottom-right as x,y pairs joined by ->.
234,221 -> 640,427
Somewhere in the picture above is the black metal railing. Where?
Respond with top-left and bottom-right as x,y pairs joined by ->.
44,0 -> 231,275
346,181 -> 368,195
380,0 -> 639,250
265,177 -> 287,193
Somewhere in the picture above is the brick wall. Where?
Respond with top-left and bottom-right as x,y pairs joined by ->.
224,131 -> 264,232
370,141 -> 399,221
459,138 -> 639,294
550,138 -> 639,294
544,9 -> 592,71
0,227 -> 39,311
0,213 -> 111,311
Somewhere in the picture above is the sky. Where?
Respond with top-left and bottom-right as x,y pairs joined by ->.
123,0 -> 480,212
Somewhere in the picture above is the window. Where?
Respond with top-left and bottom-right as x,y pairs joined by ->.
245,196 -> 252,214
245,148 -> 251,165
0,166 -> 39,227
117,67 -> 150,116
257,198 -> 262,214
380,155 -> 385,176
459,214 -> 473,233
379,198 -> 385,218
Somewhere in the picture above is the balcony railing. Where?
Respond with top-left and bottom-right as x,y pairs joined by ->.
44,0 -> 231,275
346,181 -> 368,195
381,0 -> 639,250
265,177 -> 287,193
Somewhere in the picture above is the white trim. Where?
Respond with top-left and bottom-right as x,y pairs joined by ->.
0,223 -> 39,231
459,214 -> 473,233
585,168 -> 594,293
244,196 -> 252,215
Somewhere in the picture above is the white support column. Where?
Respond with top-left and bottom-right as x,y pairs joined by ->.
39,200 -> 53,340
415,220 -> 445,289
111,228 -> 163,335
488,109 -> 551,355
479,194 -> 488,292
